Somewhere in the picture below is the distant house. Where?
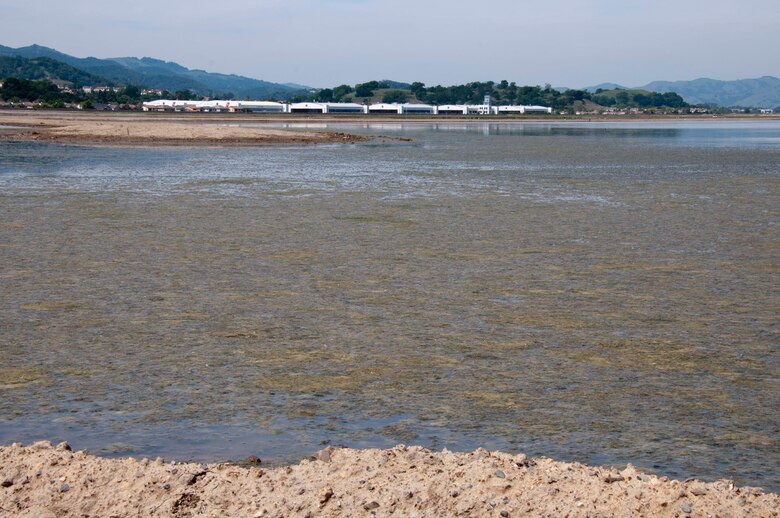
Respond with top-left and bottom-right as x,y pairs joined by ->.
759,108 -> 774,114
82,86 -> 117,94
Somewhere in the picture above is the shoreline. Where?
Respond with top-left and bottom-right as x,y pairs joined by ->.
1,442 -> 777,517
1,110 -> 777,147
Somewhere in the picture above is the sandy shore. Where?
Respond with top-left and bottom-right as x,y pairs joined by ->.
2,110 -> 778,147
0,112 -> 366,146
1,442 -> 777,517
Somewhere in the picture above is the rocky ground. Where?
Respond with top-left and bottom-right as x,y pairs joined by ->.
0,442 -> 777,517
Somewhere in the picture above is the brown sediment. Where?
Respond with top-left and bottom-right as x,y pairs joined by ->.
0,442 -> 777,517
0,112 -> 367,146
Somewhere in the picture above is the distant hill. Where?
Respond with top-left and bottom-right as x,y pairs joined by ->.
640,76 -> 780,108
583,83 -> 628,93
0,44 -> 309,100
0,55 -> 102,85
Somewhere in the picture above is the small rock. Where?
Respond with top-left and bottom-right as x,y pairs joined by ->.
245,456 -> 262,465
604,475 -> 625,483
451,490 -> 459,498
500,511 -> 509,517
1,479 -> 12,488
314,447 -> 334,463
171,468 -> 178,475
319,487 -> 334,505
60,483 -> 70,493
495,470 -> 506,479
55,442 -> 72,452
163,483 -> 171,490
363,501 -> 380,510
681,503 -> 692,514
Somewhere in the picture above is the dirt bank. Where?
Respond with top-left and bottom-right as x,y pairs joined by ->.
0,442 -> 776,517
0,112 -> 366,146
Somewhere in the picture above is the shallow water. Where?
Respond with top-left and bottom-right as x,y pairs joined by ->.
0,121 -> 778,490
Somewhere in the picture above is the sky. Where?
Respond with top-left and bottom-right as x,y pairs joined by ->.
2,0 -> 779,88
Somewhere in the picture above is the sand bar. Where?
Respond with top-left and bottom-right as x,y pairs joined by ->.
1,442 -> 777,517
0,111 -> 366,146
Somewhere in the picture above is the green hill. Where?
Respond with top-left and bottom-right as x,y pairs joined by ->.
0,55 -> 102,85
589,88 -> 687,109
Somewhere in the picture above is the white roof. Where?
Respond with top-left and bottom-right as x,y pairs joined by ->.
237,101 -> 285,107
324,102 -> 365,108
290,102 -> 326,108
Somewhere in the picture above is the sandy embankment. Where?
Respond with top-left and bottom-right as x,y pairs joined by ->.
0,112 -> 366,146
1,442 -> 777,517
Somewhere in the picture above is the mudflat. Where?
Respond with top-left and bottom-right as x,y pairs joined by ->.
1,442 -> 777,517
0,111 -> 365,145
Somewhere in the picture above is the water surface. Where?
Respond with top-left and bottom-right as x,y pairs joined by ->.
0,121 -> 778,490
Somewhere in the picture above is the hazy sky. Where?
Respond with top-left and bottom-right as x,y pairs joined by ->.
3,0 -> 779,88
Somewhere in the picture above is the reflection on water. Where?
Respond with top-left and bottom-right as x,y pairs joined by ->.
0,122 -> 778,490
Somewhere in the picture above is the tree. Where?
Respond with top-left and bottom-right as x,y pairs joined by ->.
355,81 -> 379,98
318,88 -> 334,102
382,90 -> 407,103
174,89 -> 196,100
122,85 -> 141,100
332,84 -> 353,101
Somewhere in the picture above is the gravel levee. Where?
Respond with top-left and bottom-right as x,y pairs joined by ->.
1,442 -> 777,517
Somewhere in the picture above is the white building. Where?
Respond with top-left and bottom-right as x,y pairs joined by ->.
142,100 -> 288,112
496,105 -> 553,114
141,99 -> 553,116
436,105 -> 495,115
289,102 -> 367,114
437,105 -> 470,115
142,100 -> 199,111
368,103 -> 437,114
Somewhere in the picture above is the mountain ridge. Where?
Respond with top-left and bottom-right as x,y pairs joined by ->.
0,44 -> 309,100
2,44 -> 778,107
583,76 -> 780,108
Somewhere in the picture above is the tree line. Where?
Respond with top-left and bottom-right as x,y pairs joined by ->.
2,76 -> 690,111
294,79 -> 689,110
0,77 -> 218,107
